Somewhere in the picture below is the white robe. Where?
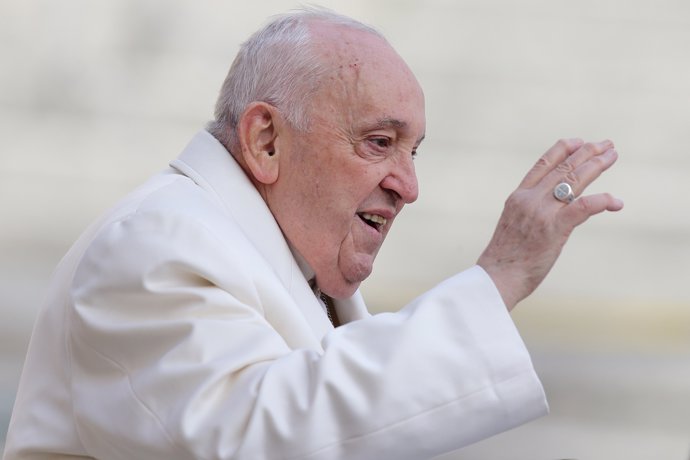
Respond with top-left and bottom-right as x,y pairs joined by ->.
3,131 -> 547,460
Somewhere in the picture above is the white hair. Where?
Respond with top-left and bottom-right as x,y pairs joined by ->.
207,6 -> 384,150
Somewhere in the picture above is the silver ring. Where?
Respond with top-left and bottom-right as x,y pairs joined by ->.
553,182 -> 575,203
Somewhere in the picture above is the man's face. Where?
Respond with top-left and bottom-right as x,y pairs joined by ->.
266,26 -> 426,299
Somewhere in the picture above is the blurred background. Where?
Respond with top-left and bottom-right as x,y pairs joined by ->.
1,0 -> 688,458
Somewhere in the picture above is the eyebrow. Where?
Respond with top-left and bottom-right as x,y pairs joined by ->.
371,117 -> 426,144
375,117 -> 406,129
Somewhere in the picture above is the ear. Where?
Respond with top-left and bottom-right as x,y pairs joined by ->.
237,102 -> 281,185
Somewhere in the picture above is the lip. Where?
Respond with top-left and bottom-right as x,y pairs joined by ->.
359,207 -> 395,221
356,208 -> 396,234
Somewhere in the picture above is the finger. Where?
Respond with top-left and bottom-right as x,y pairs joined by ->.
519,138 -> 584,188
543,140 -> 614,191
548,147 -> 618,206
558,192 -> 625,228
564,148 -> 619,198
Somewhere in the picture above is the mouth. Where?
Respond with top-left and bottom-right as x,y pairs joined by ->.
357,212 -> 387,231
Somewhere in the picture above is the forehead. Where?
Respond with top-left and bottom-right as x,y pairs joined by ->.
309,23 -> 426,134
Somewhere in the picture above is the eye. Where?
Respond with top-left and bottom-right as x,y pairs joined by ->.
368,137 -> 391,150
411,148 -> 418,160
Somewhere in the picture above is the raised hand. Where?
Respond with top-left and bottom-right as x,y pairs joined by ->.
477,138 -> 624,310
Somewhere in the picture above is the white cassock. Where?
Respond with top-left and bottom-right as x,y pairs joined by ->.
3,131 -> 547,460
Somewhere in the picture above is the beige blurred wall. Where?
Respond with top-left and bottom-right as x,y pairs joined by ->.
1,1 -> 689,458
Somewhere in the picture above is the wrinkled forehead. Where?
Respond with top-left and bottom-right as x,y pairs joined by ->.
308,22 -> 425,127
310,22 -> 416,82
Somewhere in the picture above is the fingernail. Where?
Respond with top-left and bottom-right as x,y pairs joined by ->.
604,149 -> 619,163
568,137 -> 584,146
600,139 -> 614,149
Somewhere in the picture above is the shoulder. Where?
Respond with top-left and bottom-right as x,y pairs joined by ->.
73,171 -> 256,292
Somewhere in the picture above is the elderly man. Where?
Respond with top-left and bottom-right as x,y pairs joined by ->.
4,7 -> 622,460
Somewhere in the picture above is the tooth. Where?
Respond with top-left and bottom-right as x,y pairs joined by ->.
361,213 -> 387,226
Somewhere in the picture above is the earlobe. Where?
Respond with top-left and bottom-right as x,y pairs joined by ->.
237,102 -> 280,185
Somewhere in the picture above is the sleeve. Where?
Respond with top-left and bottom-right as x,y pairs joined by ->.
68,210 -> 547,460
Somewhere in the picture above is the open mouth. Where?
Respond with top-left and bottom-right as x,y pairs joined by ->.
358,212 -> 387,231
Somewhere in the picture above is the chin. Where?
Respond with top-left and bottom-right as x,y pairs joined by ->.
322,254 -> 374,299
322,269 -> 368,300
332,269 -> 372,299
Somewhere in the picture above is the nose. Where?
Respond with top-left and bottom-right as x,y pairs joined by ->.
380,154 -> 419,204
